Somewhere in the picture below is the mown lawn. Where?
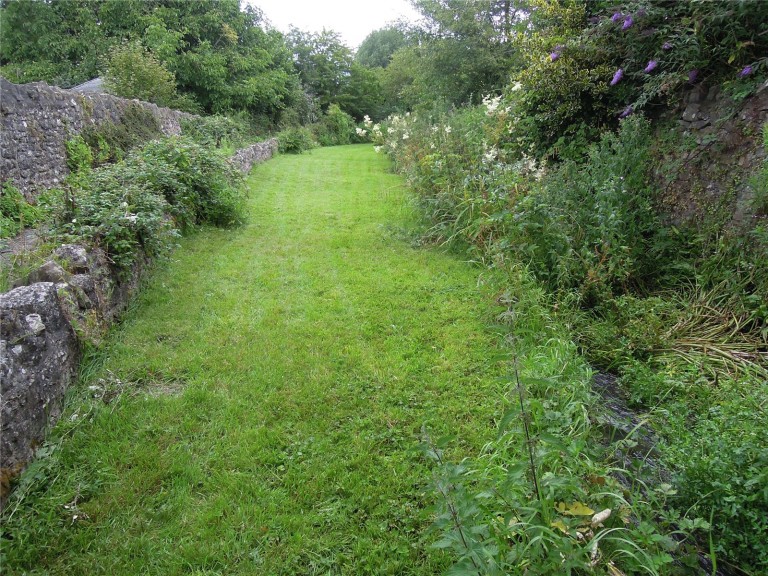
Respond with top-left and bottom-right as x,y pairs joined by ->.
2,145 -> 508,575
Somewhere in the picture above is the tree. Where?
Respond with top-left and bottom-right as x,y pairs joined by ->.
356,25 -> 413,69
387,0 -> 527,106
103,42 -> 181,108
0,0 -> 302,123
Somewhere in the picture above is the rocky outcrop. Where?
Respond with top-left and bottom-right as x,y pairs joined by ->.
0,77 -> 195,201
1,283 -> 79,501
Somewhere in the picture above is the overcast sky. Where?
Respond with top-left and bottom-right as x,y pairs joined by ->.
246,0 -> 421,49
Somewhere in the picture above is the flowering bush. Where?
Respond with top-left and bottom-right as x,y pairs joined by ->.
505,0 -> 768,156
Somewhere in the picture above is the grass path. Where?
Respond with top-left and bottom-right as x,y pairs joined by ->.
3,145 -> 508,575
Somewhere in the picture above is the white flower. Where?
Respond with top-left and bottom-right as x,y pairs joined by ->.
402,132 -> 409,140
374,146 -> 383,153
124,214 -> 138,224
363,114 -> 372,127
431,125 -> 439,133
387,127 -> 396,135
356,127 -> 367,137
444,125 -> 452,134
483,94 -> 502,116
483,147 -> 498,163
71,219 -> 77,224
429,143 -> 436,149
510,82 -> 522,92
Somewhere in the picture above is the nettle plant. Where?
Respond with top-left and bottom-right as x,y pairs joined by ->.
59,136 -> 245,272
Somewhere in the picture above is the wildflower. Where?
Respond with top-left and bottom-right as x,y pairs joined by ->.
124,214 -> 138,224
610,69 -> 624,86
483,147 -> 498,163
550,51 -> 560,62
355,127 -> 367,137
739,65 -> 754,78
387,127 -> 396,135
688,69 -> 699,83
431,125 -> 439,133
444,125 -> 452,134
510,82 -> 522,92
662,41 -> 673,50
483,94 -> 502,115
622,15 -> 634,30
363,114 -> 372,126
430,143 -> 436,149
373,146 -> 383,153
619,105 -> 633,118
644,60 -> 658,73
402,132 -> 409,140
611,12 -> 622,22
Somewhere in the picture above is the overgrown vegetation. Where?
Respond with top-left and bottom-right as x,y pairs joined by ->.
0,182 -> 40,238
55,136 -> 245,271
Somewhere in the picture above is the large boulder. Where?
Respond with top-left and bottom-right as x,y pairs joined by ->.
0,283 -> 80,502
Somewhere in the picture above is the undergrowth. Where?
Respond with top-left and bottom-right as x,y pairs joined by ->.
375,103 -> 768,572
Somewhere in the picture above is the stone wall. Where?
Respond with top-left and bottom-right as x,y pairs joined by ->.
0,78 -> 195,200
0,131 -> 277,507
230,139 -> 279,173
657,81 -> 768,228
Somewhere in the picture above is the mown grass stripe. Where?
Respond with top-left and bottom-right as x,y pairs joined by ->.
3,145 -> 507,575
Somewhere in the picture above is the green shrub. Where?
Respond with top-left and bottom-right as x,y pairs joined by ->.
135,137 -> 245,229
56,136 -> 245,271
81,104 -> 163,166
65,135 -> 94,173
181,114 -> 243,149
312,104 -> 355,146
0,182 -> 40,238
277,126 -> 316,154
65,170 -> 177,271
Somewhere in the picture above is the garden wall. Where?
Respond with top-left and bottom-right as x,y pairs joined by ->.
0,116 -> 278,505
0,77 -> 194,201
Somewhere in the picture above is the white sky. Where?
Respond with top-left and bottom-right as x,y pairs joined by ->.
246,0 -> 421,49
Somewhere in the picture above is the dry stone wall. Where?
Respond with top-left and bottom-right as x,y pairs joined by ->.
0,78 -> 194,200
0,84 -> 278,503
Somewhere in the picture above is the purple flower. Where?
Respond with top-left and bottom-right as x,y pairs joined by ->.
739,65 -> 754,78
662,41 -> 673,50
688,69 -> 699,83
610,68 -> 624,86
644,60 -> 658,73
622,15 -> 634,30
620,106 -> 634,118
611,12 -> 623,23
550,52 -> 560,62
